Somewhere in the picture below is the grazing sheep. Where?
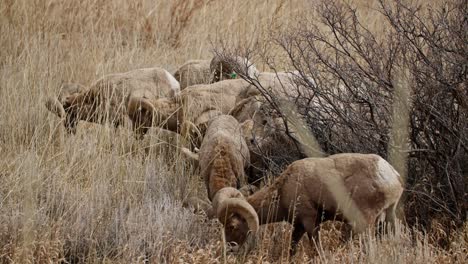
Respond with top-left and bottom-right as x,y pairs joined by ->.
256,71 -> 313,99
173,60 -> 211,90
182,184 -> 258,219
213,153 -> 404,254
229,95 -> 276,135
128,78 -> 260,144
210,55 -> 259,83
181,115 -> 254,201
45,67 -> 179,134
229,96 -> 304,183
45,83 -> 96,134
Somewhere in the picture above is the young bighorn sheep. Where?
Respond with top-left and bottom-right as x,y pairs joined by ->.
173,60 -> 211,90
213,153 -> 404,254
181,115 -> 254,200
46,67 -> 179,134
128,78 -> 259,144
229,95 -> 305,183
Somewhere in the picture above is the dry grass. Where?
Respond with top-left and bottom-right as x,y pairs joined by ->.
0,0 -> 466,263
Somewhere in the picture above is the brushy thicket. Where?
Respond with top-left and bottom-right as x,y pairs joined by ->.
0,0 -> 466,263
223,0 -> 466,245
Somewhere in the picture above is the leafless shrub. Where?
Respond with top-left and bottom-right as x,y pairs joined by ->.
219,0 -> 467,244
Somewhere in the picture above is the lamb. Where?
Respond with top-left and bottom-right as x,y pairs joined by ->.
229,95 -> 304,183
173,60 -> 211,90
128,78 -> 259,144
212,153 -> 404,254
45,67 -> 179,134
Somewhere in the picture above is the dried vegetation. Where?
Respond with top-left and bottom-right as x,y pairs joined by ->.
0,0 -> 466,263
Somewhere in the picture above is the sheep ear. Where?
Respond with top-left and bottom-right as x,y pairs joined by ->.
45,97 -> 66,118
240,119 -> 254,136
181,147 -> 199,161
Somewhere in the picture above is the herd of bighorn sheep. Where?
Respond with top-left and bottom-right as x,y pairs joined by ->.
46,54 -> 404,255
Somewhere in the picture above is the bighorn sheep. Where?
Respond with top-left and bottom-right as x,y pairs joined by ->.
46,67 -> 179,134
213,153 -> 403,254
181,115 -> 254,200
173,60 -> 211,90
255,71 -> 315,100
183,185 -> 258,219
210,55 -> 259,83
128,78 -> 259,144
45,83 -> 93,133
229,96 -> 304,183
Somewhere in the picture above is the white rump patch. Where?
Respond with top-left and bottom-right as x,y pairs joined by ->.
376,157 -> 400,187
165,70 -> 181,93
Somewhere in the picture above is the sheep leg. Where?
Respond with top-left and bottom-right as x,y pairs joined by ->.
384,202 -> 398,233
351,213 -> 377,237
301,212 -> 321,253
65,113 -> 78,134
339,222 -> 353,242
290,223 -> 305,255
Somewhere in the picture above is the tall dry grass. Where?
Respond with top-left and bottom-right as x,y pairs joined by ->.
0,0 -> 466,263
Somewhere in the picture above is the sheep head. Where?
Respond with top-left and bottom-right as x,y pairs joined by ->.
212,187 -> 259,248
45,83 -> 91,134
229,96 -> 279,139
174,60 -> 211,90
209,56 -> 259,83
127,95 -> 180,137
127,98 -> 151,137
230,96 -> 301,181
150,97 -> 181,131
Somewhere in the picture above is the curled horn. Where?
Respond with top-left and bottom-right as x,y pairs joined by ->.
64,92 -> 85,108
64,86 -> 100,108
213,187 -> 259,233
45,97 -> 66,118
138,97 -> 157,113
128,96 -> 156,114
127,96 -> 156,131
228,97 -> 253,117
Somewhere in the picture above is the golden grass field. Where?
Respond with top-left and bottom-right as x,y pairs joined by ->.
0,0 -> 466,263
